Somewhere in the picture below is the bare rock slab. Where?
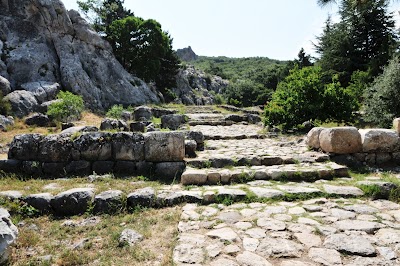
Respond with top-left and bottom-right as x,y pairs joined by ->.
323,233 -> 376,256
308,248 -> 342,265
173,243 -> 204,264
323,185 -> 364,196
236,251 -> 273,266
256,237 -> 303,258
207,227 -> 239,242
335,220 -> 382,234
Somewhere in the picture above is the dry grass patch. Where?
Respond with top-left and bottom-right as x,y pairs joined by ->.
0,173 -> 162,196
10,207 -> 181,266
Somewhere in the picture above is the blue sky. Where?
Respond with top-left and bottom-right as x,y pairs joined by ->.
61,0 -> 400,60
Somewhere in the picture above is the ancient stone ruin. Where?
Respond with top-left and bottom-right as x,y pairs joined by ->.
307,118 -> 400,167
1,131 -> 187,179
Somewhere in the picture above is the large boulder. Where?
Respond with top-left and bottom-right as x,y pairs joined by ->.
0,0 -> 159,110
100,118 -> 128,131
25,113 -> 50,127
0,115 -> 14,131
359,129 -> 399,153
20,82 -> 60,104
306,127 -> 324,149
0,208 -> 18,265
3,90 -> 39,118
161,114 -> 188,130
0,76 -> 11,95
134,106 -> 152,121
319,127 -> 362,154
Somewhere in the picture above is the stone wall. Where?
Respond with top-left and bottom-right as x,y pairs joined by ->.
306,121 -> 400,166
0,132 -> 186,179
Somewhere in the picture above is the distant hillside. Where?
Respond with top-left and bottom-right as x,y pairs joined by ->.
190,56 -> 288,81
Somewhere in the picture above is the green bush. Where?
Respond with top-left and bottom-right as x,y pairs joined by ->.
363,57 -> 400,128
0,92 -> 11,115
106,104 -> 124,119
224,79 -> 272,107
47,91 -> 84,123
264,66 -> 358,130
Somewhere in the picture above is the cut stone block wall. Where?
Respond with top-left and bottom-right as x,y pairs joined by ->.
306,125 -> 400,166
0,131 -> 186,179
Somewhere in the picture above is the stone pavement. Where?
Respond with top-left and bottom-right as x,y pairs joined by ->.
173,198 -> 400,266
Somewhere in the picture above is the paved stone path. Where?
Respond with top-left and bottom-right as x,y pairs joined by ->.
173,198 -> 400,266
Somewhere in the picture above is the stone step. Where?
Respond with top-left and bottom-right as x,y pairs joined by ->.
186,153 -> 330,169
188,120 -> 234,127
180,162 -> 349,185
1,179 -> 384,217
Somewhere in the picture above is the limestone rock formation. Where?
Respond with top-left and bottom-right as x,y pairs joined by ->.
0,208 -> 18,265
0,0 -> 160,113
172,65 -> 229,105
176,46 -> 198,62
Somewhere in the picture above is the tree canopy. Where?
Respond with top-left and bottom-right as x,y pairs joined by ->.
78,0 -> 180,100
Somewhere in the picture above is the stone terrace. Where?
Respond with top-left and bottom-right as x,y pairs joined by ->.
2,105 -> 400,265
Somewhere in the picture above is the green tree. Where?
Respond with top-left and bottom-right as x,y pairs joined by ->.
363,56 -> 400,127
315,0 -> 398,85
296,48 -> 313,68
224,79 -> 272,107
264,66 -> 358,130
78,0 -> 180,100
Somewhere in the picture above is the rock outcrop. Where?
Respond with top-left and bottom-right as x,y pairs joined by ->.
173,65 -> 229,105
176,46 -> 198,62
0,208 -> 18,265
0,0 -> 160,113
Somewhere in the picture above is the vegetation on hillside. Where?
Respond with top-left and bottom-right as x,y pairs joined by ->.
78,0 -> 180,101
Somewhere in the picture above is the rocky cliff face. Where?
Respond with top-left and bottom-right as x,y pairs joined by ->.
0,0 -> 159,113
176,46 -> 198,62
173,65 -> 229,105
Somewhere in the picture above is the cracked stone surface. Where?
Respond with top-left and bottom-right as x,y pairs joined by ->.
173,198 -> 400,265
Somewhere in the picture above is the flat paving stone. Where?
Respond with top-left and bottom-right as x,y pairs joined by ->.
323,185 -> 364,196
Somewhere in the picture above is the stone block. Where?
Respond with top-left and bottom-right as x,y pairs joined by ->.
0,160 -> 21,173
185,131 -> 205,151
181,169 -> 207,185
8,134 -> 43,160
0,208 -> 18,265
154,162 -> 186,180
42,162 -> 66,177
359,129 -> 399,153
22,161 -> 43,175
94,190 -> 124,214
136,161 -> 154,177
73,132 -> 113,161
92,161 -> 115,175
23,193 -> 52,213
127,187 -> 155,208
161,114 -> 188,130
144,132 -> 185,162
65,160 -> 91,176
306,127 -> 324,149
112,132 -> 145,161
185,140 -> 197,158
319,127 -> 362,154
100,118 -> 128,131
114,161 -> 137,175
134,106 -> 152,121
50,188 -> 95,216
394,118 -> 400,135
38,134 -> 73,162
130,122 -> 146,132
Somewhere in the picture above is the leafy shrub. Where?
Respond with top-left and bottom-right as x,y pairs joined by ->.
0,92 -> 11,115
47,91 -> 84,123
264,66 -> 358,130
363,57 -> 400,128
106,104 -> 124,119
224,79 -> 272,107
